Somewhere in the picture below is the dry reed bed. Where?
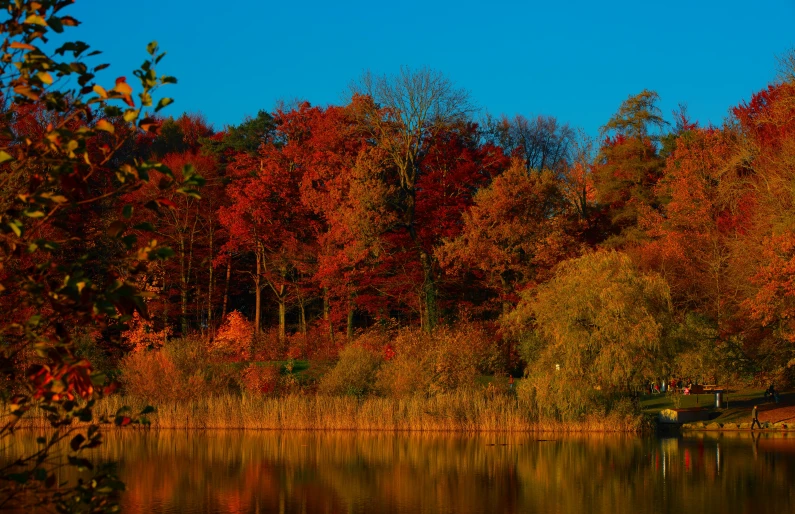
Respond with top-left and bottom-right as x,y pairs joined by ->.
4,392 -> 646,432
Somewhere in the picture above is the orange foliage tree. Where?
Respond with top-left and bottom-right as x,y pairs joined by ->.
122,312 -> 171,353
438,159 -> 582,315
210,310 -> 254,359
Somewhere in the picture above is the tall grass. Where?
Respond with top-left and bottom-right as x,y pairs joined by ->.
3,391 -> 649,432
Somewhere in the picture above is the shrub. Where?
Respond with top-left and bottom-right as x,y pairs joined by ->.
119,349 -> 185,403
375,326 -> 494,397
318,344 -> 383,397
251,328 -> 287,361
120,338 -> 215,402
240,363 -> 281,395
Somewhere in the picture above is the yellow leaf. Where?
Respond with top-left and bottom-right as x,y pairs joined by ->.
0,150 -> 13,163
123,109 -> 139,122
23,15 -> 47,26
14,85 -> 39,101
51,195 -> 68,204
37,71 -> 52,85
50,380 -> 65,394
93,85 -> 108,98
95,119 -> 115,133
114,82 -> 133,95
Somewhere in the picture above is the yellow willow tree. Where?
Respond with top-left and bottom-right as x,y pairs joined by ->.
507,251 -> 672,419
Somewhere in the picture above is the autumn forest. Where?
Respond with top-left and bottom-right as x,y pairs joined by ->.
108,65 -> 795,392
2,0 -> 795,509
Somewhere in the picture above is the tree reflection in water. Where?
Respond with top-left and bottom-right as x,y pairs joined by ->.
4,431 -> 794,513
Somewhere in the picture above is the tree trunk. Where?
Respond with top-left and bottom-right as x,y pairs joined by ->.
419,250 -> 437,332
179,235 -> 188,335
406,185 -> 437,333
324,287 -> 334,344
299,297 -> 307,335
207,224 -> 214,330
500,274 -> 511,315
347,303 -> 354,340
254,249 -> 262,334
278,301 -> 286,341
221,257 -> 231,322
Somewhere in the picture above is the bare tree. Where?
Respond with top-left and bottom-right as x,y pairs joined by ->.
351,67 -> 474,192
560,129 -> 596,220
349,67 -> 475,330
483,113 -> 575,174
776,47 -> 795,84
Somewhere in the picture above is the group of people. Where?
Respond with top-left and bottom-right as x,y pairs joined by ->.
649,378 -> 697,395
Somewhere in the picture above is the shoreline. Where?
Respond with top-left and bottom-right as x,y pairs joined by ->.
681,422 -> 793,432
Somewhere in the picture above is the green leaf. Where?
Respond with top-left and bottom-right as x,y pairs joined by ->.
154,247 -> 174,259
121,234 -> 138,249
133,222 -> 154,232
7,221 -> 22,237
47,16 -> 64,33
70,434 -> 86,451
155,97 -> 173,112
8,472 -> 29,484
122,205 -> 133,219
139,405 -> 156,415
146,41 -> 158,55
176,188 -> 201,199
67,456 -> 93,471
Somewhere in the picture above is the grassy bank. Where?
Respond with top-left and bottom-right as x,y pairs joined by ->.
639,388 -> 794,430
5,391 -> 650,432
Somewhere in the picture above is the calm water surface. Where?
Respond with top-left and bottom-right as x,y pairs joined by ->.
11,430 -> 795,513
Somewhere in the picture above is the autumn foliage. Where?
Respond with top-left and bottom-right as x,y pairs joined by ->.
4,7 -> 795,505
211,310 -> 254,358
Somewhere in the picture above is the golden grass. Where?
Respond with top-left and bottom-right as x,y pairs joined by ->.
4,391 -> 648,432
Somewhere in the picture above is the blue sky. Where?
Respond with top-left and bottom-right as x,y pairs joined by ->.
67,0 -> 794,137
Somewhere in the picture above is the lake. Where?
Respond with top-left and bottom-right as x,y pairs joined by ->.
7,430 -> 795,513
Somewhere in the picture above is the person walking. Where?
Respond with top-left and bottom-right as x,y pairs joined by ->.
751,404 -> 762,430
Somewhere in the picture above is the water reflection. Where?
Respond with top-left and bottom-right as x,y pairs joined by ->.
5,430 -> 795,513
